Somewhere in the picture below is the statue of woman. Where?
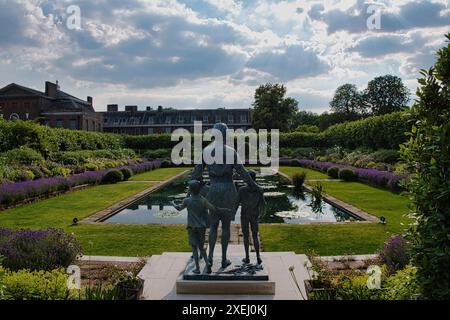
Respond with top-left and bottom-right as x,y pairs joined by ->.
192,123 -> 260,271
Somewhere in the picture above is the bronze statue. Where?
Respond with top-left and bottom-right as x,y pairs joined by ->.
191,123 -> 261,271
173,180 -> 230,274
238,170 -> 265,265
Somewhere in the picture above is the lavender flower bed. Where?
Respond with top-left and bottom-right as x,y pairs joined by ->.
0,160 -> 161,207
287,159 -> 407,192
0,227 -> 82,271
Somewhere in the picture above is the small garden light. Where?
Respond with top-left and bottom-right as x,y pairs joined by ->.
379,216 -> 386,224
72,217 -> 79,225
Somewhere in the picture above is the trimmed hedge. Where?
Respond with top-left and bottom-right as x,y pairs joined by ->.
323,112 -> 410,150
0,111 -> 411,157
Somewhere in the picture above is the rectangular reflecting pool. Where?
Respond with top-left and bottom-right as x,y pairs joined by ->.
103,170 -> 362,224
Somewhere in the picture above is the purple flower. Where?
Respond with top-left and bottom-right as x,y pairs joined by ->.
292,158 -> 407,191
0,160 -> 160,206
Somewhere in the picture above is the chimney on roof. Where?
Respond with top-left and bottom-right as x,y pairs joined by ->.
125,105 -> 138,113
146,106 -> 152,111
45,81 -> 58,98
87,96 -> 93,105
107,104 -> 119,112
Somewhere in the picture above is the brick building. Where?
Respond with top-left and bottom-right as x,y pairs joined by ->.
0,81 -> 103,131
102,105 -> 252,135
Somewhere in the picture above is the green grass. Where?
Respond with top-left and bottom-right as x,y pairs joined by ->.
130,167 -> 188,181
0,169 -> 190,256
262,167 -> 412,255
0,166 -> 412,256
278,166 -> 329,180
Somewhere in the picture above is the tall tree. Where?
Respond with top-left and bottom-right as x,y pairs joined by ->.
251,83 -> 298,131
364,75 -> 410,115
401,34 -> 450,299
330,83 -> 365,115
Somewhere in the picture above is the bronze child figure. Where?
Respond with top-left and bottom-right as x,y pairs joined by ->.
173,180 -> 228,274
238,170 -> 265,265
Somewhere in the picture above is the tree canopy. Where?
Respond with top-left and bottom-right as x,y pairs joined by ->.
364,75 -> 410,115
251,83 -> 298,131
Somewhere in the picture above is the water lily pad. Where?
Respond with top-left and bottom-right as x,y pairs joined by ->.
153,210 -> 183,218
264,192 -> 286,197
275,211 -> 311,219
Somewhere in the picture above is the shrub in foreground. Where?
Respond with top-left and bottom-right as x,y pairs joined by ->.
0,267 -> 75,300
120,168 -> 133,181
327,167 -> 339,179
338,168 -> 357,182
380,235 -> 411,275
0,228 -> 82,271
292,173 -> 306,190
101,170 -> 124,184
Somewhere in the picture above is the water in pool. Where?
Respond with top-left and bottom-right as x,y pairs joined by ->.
103,170 -> 361,224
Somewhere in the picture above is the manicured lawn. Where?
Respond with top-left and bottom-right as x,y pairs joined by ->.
130,167 -> 188,181
278,166 -> 329,180
0,169 -> 191,256
0,166 -> 411,256
263,167 -> 412,255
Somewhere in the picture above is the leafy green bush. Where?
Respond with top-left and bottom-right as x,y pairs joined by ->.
2,147 -> 43,165
338,168 -> 358,181
14,170 -> 35,182
292,173 -> 306,190
372,149 -> 399,164
160,160 -> 172,168
381,265 -> 421,300
401,34 -> 450,299
120,168 -> 133,181
84,163 -> 99,171
101,170 -> 124,184
143,148 -> 172,159
0,267 -> 75,300
327,167 -> 339,179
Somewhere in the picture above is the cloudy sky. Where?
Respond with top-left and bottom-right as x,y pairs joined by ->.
0,0 -> 449,113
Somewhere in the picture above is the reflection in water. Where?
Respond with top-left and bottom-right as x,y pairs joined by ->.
104,171 -> 361,224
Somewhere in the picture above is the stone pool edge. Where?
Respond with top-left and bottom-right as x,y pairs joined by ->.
278,171 -> 380,224
80,169 -> 191,224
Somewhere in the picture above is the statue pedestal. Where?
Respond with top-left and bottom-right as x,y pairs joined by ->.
176,256 -> 275,295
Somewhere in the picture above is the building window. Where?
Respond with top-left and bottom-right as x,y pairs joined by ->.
147,128 -> 154,134
69,119 -> 77,130
228,115 -> 234,124
165,127 -> 172,133
215,115 -> 221,123
56,119 -> 64,128
98,123 -> 101,132
165,116 -> 172,124
240,114 -> 247,123
43,120 -> 50,127
178,115 -> 184,123
203,115 -> 209,123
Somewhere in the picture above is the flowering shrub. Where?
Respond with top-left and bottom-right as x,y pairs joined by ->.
380,235 -> 411,274
0,267 -> 76,300
0,161 -> 160,207
291,159 -> 407,192
0,228 -> 82,271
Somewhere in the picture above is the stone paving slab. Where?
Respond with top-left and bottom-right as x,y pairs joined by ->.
138,246 -> 310,300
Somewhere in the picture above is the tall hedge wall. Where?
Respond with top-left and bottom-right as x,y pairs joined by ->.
322,111 -> 410,150
0,119 -> 123,154
0,111 -> 410,155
